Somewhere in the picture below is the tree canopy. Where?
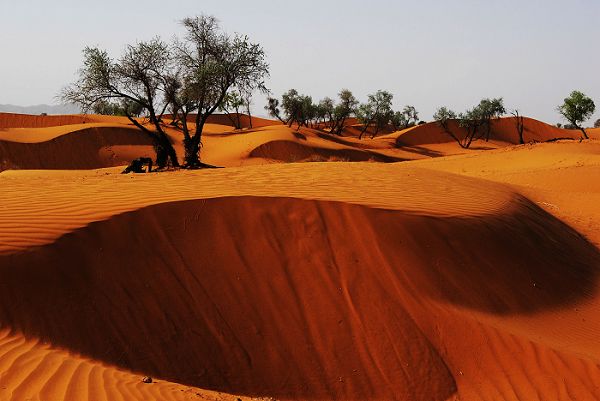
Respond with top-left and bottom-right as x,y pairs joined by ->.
62,15 -> 269,169
558,90 -> 596,139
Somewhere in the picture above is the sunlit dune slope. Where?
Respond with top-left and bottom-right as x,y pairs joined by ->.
0,165 -> 515,254
0,112 -> 130,129
411,141 -> 600,247
0,112 -> 278,131
2,155 -> 600,400
0,122 -> 407,170
0,329 -> 266,401
3,113 -> 596,172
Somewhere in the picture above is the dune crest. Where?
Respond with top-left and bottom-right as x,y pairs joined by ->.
1,193 -> 600,400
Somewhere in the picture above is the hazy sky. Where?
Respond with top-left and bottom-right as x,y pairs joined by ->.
1,0 -> 599,123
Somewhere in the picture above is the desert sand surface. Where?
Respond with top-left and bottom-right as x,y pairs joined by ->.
1,113 -> 600,401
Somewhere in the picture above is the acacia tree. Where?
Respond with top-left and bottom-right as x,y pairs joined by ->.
433,107 -> 462,144
242,90 -> 254,128
455,98 -> 505,148
330,89 -> 358,136
219,90 -> 245,129
511,109 -> 525,144
265,97 -> 286,123
61,41 -> 180,168
171,15 -> 269,167
318,97 -> 335,128
281,89 -> 304,128
279,89 -> 316,129
391,105 -> 419,131
557,91 -> 596,139
357,90 -> 393,139
478,98 -> 506,141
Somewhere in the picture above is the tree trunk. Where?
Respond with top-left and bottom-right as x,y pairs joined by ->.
335,117 -> 347,136
441,122 -> 466,149
518,118 -> 525,144
579,126 -> 589,140
125,113 -> 179,169
183,135 -> 201,167
359,121 -> 371,140
246,104 -> 253,129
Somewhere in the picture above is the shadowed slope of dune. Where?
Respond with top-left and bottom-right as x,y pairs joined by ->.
248,139 -> 403,162
0,126 -> 155,171
0,193 -> 599,400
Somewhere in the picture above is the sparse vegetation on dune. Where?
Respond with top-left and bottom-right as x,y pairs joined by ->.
2,6 -> 600,401
62,15 -> 269,169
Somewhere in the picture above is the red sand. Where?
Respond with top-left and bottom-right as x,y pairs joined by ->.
1,113 -> 600,401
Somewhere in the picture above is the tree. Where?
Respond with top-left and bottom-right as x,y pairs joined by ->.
172,15 -> 269,167
242,90 -> 254,129
318,97 -> 335,128
61,41 -> 180,168
433,107 -> 461,144
265,97 -> 286,124
511,109 -> 525,144
219,90 -> 245,129
281,89 -> 304,128
330,89 -> 358,136
595,119 -> 600,128
478,98 -> 506,141
391,105 -> 419,131
456,98 -> 505,148
278,89 -> 317,129
558,91 -> 596,139
356,90 -> 393,139
92,99 -> 145,117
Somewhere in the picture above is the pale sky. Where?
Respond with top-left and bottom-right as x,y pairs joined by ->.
1,0 -> 599,123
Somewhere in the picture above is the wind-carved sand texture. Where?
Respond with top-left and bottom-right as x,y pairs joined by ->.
0,113 -> 600,401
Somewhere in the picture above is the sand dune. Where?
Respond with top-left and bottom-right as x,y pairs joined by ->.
2,150 -> 600,400
0,126 -> 155,170
0,112 -> 131,129
0,329 -> 266,401
2,111 -> 600,400
0,121 -> 408,170
3,113 -> 594,172
1,191 -> 600,400
394,117 -> 598,147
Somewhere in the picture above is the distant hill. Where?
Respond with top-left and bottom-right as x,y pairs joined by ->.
0,104 -> 81,115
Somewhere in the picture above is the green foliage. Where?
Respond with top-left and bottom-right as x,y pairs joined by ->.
356,90 -> 394,138
450,97 -> 506,148
63,15 -> 270,168
330,89 -> 358,135
557,91 -> 595,138
219,91 -> 246,128
433,107 -> 457,125
265,97 -> 285,123
391,105 -> 419,130
92,99 -> 145,116
280,89 -> 315,129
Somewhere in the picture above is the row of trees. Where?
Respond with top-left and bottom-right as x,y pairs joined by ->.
433,91 -> 596,148
62,15 -> 269,169
265,89 -> 420,138
63,15 -> 597,168
433,98 -> 508,148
